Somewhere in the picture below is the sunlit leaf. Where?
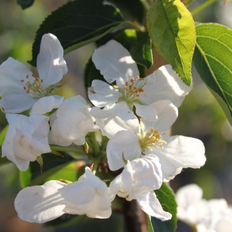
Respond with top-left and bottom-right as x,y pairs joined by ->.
17,0 -> 35,9
147,0 -> 196,86
30,0 -> 125,66
19,152 -> 75,187
152,183 -> 177,232
193,23 -> 232,125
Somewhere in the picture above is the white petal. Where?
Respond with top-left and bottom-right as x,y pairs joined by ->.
0,93 -> 35,113
130,155 -> 163,194
37,33 -> 68,87
0,57 -> 33,97
92,40 -> 139,87
2,126 -> 29,171
3,114 -> 50,171
62,167 -> 112,219
134,103 -> 158,121
151,135 -> 206,181
110,157 -> 163,201
88,80 -> 122,107
141,100 -> 178,134
104,101 -> 136,122
176,184 -> 203,222
139,64 -> 192,107
14,180 -> 66,223
107,130 -> 141,171
176,184 -> 203,210
110,161 -> 134,199
137,191 -> 172,220
215,217 -> 232,232
91,106 -> 139,139
30,95 -> 64,115
49,96 -> 98,146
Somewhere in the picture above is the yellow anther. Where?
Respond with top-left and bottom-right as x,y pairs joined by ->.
139,129 -> 167,152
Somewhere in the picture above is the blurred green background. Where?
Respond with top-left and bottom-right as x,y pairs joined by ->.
0,0 -> 232,232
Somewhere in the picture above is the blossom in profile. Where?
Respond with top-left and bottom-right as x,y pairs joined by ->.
49,95 -> 98,146
88,40 -> 192,126
176,184 -> 232,232
110,155 -> 172,221
2,114 -> 51,171
0,33 -> 68,115
14,167 -> 113,223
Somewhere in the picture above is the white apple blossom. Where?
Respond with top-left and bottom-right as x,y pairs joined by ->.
176,184 -> 232,232
2,114 -> 51,171
110,155 -> 171,220
49,95 -> 98,146
88,40 -> 192,126
0,33 -> 68,115
106,102 -> 206,181
14,167 -> 113,223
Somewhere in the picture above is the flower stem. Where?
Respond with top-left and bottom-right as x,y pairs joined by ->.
88,132 -> 100,156
123,21 -> 145,32
50,145 -> 86,155
191,0 -> 218,16
123,199 -> 147,232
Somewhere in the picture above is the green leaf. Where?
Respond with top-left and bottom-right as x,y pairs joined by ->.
0,125 -> 8,146
107,0 -> 145,24
30,0 -> 125,66
115,29 -> 153,69
147,215 -> 155,232
17,0 -> 35,9
20,152 -> 75,187
147,0 -> 196,86
0,125 -> 10,166
152,183 -> 177,232
193,23 -> 232,125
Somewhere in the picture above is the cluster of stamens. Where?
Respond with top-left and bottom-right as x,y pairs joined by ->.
123,76 -> 147,103
140,129 -> 167,152
21,74 -> 49,97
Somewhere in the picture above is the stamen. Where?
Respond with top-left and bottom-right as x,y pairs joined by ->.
139,129 -> 167,152
21,74 -> 50,97
122,75 -> 147,105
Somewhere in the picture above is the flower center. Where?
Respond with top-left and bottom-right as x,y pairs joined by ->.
118,76 -> 147,108
139,129 -> 167,152
21,74 -> 50,98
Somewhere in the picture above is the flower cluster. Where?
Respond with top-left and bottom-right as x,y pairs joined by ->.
0,34 -> 206,223
176,184 -> 232,232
